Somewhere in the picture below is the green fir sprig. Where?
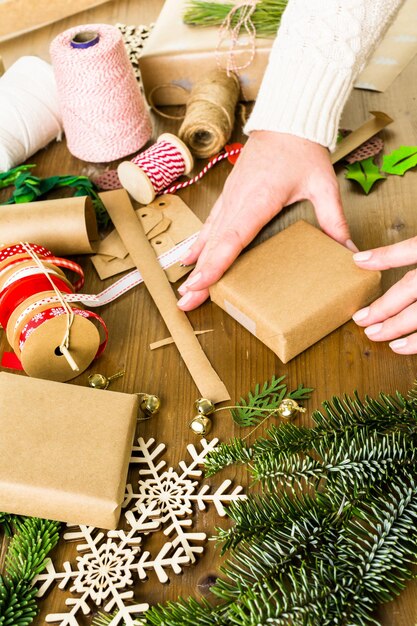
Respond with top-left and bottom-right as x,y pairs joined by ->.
144,385 -> 417,626
230,374 -> 313,426
0,515 -> 60,625
183,1 -> 288,37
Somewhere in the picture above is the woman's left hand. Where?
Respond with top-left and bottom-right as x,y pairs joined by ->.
352,237 -> 417,354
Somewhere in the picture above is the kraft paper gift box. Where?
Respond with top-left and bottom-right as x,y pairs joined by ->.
209,221 -> 382,363
139,0 -> 273,105
0,372 -> 138,529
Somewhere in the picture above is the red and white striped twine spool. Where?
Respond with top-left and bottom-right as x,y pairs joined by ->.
131,139 -> 187,194
115,136 -> 243,203
117,133 -> 193,205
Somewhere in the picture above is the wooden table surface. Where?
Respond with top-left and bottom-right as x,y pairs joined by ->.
1,1 -> 417,624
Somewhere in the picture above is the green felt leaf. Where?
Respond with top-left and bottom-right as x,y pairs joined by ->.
345,157 -> 386,194
382,145 -> 417,175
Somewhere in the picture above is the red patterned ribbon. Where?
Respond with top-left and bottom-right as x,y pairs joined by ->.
2,257 -> 84,291
0,243 -> 52,263
0,275 -> 72,328
18,306 -> 108,359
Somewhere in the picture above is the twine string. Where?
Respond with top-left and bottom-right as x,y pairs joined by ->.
20,242 -> 79,371
216,0 -> 259,75
97,145 -> 244,194
131,139 -> 187,193
178,69 -> 240,159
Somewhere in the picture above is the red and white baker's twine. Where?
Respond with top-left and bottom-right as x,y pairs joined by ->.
96,144 -> 243,193
131,139 -> 187,194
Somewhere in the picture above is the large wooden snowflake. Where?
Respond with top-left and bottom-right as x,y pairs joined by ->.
35,437 -> 245,625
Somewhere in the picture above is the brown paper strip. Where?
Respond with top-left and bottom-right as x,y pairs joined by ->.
331,111 -> 393,164
355,0 -> 417,92
150,329 -> 214,350
102,189 -> 230,403
92,194 -> 201,281
0,196 -> 99,255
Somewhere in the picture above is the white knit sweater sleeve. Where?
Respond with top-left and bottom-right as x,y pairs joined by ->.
245,0 -> 404,150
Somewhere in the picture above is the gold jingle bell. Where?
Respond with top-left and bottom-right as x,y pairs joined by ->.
189,414 -> 212,436
276,398 -> 306,421
88,373 -> 109,389
195,398 -> 215,415
139,393 -> 161,416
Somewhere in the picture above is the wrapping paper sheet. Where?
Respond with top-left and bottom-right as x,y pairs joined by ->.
355,0 -> 417,92
0,372 -> 138,529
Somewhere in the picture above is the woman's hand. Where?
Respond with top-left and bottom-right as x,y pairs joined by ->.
177,130 -> 354,311
353,238 -> 417,354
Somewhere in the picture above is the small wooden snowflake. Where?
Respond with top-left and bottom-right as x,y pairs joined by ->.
35,437 -> 245,625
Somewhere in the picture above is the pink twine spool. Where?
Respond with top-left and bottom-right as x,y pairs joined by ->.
117,133 -> 193,204
50,24 -> 152,162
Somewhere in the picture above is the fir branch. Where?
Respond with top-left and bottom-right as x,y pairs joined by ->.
230,375 -> 312,427
145,387 -> 417,626
0,517 -> 60,626
0,577 -> 38,626
183,0 -> 288,37
0,513 -> 23,537
145,596 -> 227,626
216,491 -> 338,553
205,438 -> 253,477
254,429 -> 417,491
5,518 -> 60,583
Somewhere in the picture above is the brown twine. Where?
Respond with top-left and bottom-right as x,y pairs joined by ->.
147,83 -> 189,120
178,68 -> 240,159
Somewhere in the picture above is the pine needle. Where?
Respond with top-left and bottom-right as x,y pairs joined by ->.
183,1 -> 288,37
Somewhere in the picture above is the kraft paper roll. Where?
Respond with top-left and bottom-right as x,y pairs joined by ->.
20,314 -> 100,382
0,196 -> 99,255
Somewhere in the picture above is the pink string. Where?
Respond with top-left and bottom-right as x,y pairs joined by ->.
50,24 -> 152,162
216,1 -> 259,75
131,139 -> 186,194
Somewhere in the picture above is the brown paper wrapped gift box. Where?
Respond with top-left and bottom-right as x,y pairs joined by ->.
139,0 -> 273,105
0,373 -> 138,529
209,221 -> 382,363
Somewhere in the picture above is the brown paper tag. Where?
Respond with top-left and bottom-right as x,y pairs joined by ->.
331,111 -> 393,164
92,194 -> 202,281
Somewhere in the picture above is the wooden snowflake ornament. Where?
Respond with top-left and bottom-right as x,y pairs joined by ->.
35,437 -> 245,625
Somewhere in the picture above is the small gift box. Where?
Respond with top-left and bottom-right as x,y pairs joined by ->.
210,221 -> 382,363
0,373 -> 138,529
139,0 -> 273,105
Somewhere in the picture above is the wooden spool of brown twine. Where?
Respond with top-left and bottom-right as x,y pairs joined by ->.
178,69 -> 240,159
